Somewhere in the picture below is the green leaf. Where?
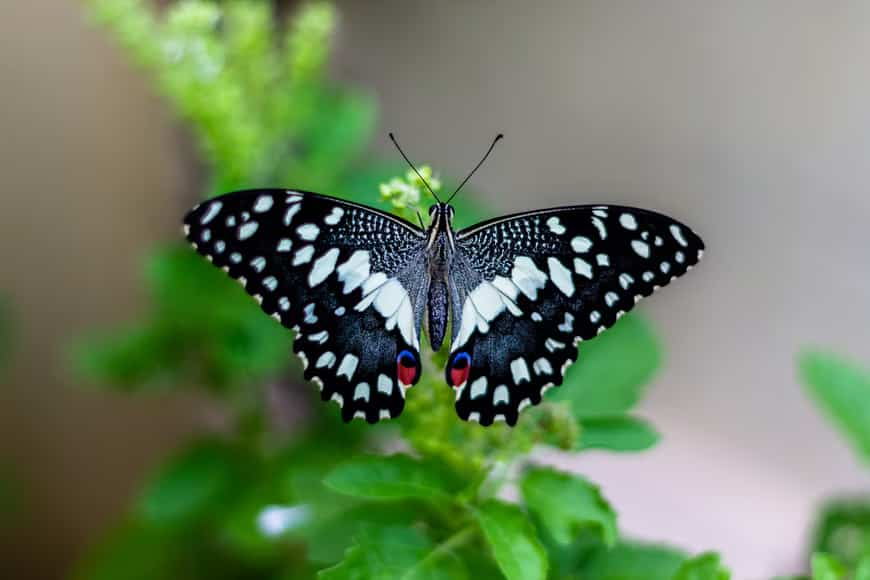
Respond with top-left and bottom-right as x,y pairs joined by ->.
520,467 -> 617,547
579,416 -> 660,452
799,350 -> 870,463
318,525 -> 468,580
811,553 -> 847,580
578,541 -> 687,580
856,554 -> 870,580
136,439 -> 245,525
672,552 -> 730,580
810,497 -> 870,570
475,500 -> 548,580
300,501 -> 419,564
550,315 -> 660,418
323,454 -> 462,501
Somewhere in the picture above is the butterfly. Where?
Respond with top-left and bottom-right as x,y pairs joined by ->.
183,135 -> 704,426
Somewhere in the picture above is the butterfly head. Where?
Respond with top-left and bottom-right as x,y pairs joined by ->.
427,203 -> 455,226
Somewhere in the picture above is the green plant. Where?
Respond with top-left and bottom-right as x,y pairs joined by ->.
796,351 -> 870,579
74,1 -> 731,578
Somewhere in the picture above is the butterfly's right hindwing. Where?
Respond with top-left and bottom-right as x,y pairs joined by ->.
184,189 -> 427,423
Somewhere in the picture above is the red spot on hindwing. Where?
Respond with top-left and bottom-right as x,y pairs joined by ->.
396,361 -> 417,387
450,366 -> 470,387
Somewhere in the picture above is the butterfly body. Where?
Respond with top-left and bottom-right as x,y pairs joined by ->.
184,189 -> 703,426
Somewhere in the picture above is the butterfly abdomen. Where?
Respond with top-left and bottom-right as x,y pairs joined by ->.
426,227 -> 452,351
427,275 -> 449,350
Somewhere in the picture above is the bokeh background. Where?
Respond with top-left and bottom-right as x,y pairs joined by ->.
2,1 -> 869,578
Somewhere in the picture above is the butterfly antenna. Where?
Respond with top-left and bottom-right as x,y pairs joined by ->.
388,132 -> 442,204
446,133 -> 504,204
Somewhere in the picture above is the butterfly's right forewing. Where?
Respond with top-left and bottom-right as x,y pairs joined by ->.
447,205 -> 704,425
184,189 -> 428,423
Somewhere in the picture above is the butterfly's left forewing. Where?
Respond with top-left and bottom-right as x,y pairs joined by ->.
447,205 -> 704,425
184,189 -> 427,423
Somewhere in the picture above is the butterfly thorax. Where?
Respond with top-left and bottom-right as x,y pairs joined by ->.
425,204 -> 455,350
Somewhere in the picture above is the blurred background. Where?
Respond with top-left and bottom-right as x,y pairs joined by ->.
2,1 -> 869,579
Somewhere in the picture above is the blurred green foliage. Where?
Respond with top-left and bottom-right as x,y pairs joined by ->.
798,350 -> 870,578
73,1 -> 732,578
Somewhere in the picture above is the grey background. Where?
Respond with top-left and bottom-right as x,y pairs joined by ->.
2,1 -> 869,577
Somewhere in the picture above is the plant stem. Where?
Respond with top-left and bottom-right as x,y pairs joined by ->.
404,526 -> 477,578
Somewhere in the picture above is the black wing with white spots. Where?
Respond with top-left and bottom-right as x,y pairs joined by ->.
184,189 -> 428,423
445,205 -> 704,426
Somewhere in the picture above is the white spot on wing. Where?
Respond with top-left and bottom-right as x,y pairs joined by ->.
377,374 -> 393,395
253,194 -> 273,213
293,245 -> 315,266
592,216 -> 608,239
308,330 -> 328,344
283,203 -> 301,226
354,382 -> 370,402
250,256 -> 266,272
493,385 -> 509,405
470,377 -> 487,400
533,358 -> 553,375
297,223 -> 320,241
571,236 -> 592,253
324,207 -> 345,225
262,276 -> 278,292
590,310 -> 601,323
308,248 -> 340,287
632,240 -> 650,258
546,216 -> 566,235
336,250 -> 370,294
547,257 -> 575,297
200,201 -> 222,224
619,212 -> 638,230
511,256 -> 548,300
558,313 -> 574,332
238,221 -> 259,240
574,258 -> 593,279
303,303 -> 317,324
337,354 -> 359,380
619,273 -> 634,289
670,224 -> 688,246
277,239 -> 292,252
545,338 -> 565,352
510,358 -> 531,385
316,352 -> 336,369
596,254 -> 610,267
605,291 -> 619,307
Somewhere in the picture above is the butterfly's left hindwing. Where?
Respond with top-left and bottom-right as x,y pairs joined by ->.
184,189 -> 427,423
447,205 -> 704,426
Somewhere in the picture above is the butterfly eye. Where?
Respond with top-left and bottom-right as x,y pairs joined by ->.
448,352 -> 472,387
396,349 -> 419,387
